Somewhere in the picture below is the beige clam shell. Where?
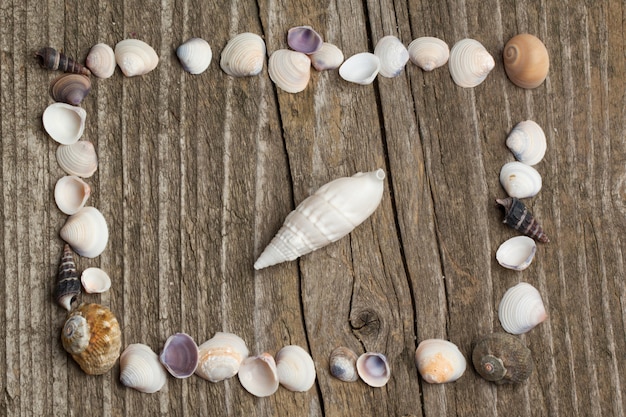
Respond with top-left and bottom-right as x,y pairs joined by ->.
374,35 -> 409,78
54,175 -> 91,215
56,140 -> 98,178
310,42 -> 344,71
120,343 -> 168,393
177,37 -> 212,75
275,345 -> 316,392
195,331 -> 249,382
237,352 -> 279,397
496,236 -> 537,271
60,206 -> 109,258
42,103 -> 86,145
499,161 -> 542,199
408,37 -> 450,71
115,39 -> 159,77
498,282 -> 547,334
220,32 -> 266,77
415,339 -> 466,384
448,38 -> 495,87
268,49 -> 311,93
81,267 -> 111,293
506,120 -> 547,166
86,43 -> 116,79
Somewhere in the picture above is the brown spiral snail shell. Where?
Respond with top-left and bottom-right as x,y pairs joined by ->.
503,34 -> 549,89
472,332 -> 533,384
36,47 -> 91,76
55,243 -> 81,311
496,197 -> 549,243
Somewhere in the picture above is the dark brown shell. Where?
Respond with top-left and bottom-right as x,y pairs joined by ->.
496,197 -> 549,243
35,47 -> 91,76
472,333 -> 533,384
55,243 -> 81,311
49,73 -> 91,105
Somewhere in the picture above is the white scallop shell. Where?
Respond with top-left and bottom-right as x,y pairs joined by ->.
120,343 -> 168,394
506,120 -> 547,166
356,352 -> 390,387
114,39 -> 159,77
268,49 -> 311,93
254,169 -> 386,270
339,52 -> 380,85
415,339 -> 466,384
176,37 -> 212,75
86,43 -> 116,79
56,140 -> 98,178
42,103 -> 86,145
310,42 -> 344,71
496,236 -> 537,271
237,352 -> 280,397
220,33 -> 266,77
195,332 -> 249,382
275,345 -> 316,392
448,38 -> 495,87
408,37 -> 449,71
60,206 -> 109,258
54,175 -> 91,215
498,282 -> 547,334
374,35 -> 409,78
499,161 -> 542,199
80,267 -> 111,293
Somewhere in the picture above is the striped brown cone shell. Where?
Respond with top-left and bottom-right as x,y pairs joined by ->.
496,197 -> 549,243
55,243 -> 81,310
36,47 -> 91,76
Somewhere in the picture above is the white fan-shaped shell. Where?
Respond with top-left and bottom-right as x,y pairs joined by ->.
374,35 -> 409,78
499,161 -> 542,199
339,52 -> 380,85
498,282 -> 547,334
310,42 -> 344,71
54,175 -> 91,215
195,332 -> 249,382
56,140 -> 98,178
60,206 -> 109,258
177,37 -> 212,75
415,339 -> 466,384
496,236 -> 537,271
356,352 -> 390,387
275,345 -> 316,392
81,267 -> 111,293
238,353 -> 279,397
86,43 -> 116,79
120,343 -> 168,394
254,169 -> 386,270
220,33 -> 266,77
115,39 -> 159,77
42,103 -> 86,145
506,120 -> 547,166
448,38 -> 495,87
408,37 -> 450,71
268,49 -> 311,93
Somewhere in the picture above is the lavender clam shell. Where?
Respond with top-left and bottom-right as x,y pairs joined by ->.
287,26 -> 323,54
159,333 -> 199,378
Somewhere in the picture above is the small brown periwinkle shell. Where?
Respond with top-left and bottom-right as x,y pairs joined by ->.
496,197 -> 549,243
503,34 -> 549,89
35,47 -> 91,76
49,73 -> 92,106
472,332 -> 533,384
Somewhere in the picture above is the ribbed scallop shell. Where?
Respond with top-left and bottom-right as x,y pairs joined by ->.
43,103 -> 86,145
160,333 -> 199,378
498,282 -> 547,334
503,34 -> 549,89
120,343 -> 168,393
54,175 -> 91,215
268,49 -> 311,93
114,39 -> 159,77
195,331 -> 249,382
329,346 -> 358,382
448,38 -> 495,87
506,120 -> 547,166
374,35 -> 409,78
415,339 -> 466,384
56,140 -> 98,178
86,43 -> 116,79
339,52 -> 380,85
238,353 -> 280,397
496,236 -> 537,271
408,37 -> 449,71
55,243 -> 81,311
356,352 -> 390,387
310,42 -> 344,71
254,169 -> 386,270
499,162 -> 542,199
176,37 -> 212,75
49,73 -> 91,106
81,267 -> 111,293
60,206 -> 109,258
220,33 -> 266,77
276,345 -> 316,392
287,26 -> 323,54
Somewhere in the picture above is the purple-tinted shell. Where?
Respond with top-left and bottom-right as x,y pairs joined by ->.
287,26 -> 323,54
159,333 -> 199,378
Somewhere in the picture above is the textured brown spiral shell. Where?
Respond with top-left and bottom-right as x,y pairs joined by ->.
55,243 -> 81,311
36,47 -> 91,76
503,34 -> 549,89
496,197 -> 549,243
472,332 -> 533,384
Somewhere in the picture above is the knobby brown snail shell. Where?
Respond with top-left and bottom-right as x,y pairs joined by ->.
503,34 -> 549,89
472,332 -> 533,384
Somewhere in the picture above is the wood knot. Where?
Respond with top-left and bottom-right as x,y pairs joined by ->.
349,309 -> 381,339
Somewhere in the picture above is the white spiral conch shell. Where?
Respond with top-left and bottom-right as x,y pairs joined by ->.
339,52 -> 380,85
415,339 -> 466,384
448,38 -> 495,87
275,345 -> 316,392
310,42 -> 344,71
506,120 -> 547,166
499,161 -> 542,199
408,37 -> 449,71
54,175 -> 91,215
176,37 -> 212,75
86,43 -> 116,79
496,236 -> 537,271
42,103 -> 86,145
120,343 -> 168,394
254,169 -> 386,270
56,140 -> 98,178
60,206 -> 109,258
114,39 -> 159,77
498,282 -> 547,334
356,352 -> 391,387
268,49 -> 311,93
374,35 -> 409,78
238,353 -> 280,397
195,332 -> 249,382
220,33 -> 266,77
80,267 -> 111,293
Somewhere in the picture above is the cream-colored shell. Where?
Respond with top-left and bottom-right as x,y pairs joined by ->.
56,140 -> 98,178
310,42 -> 344,71
374,35 -> 409,78
81,267 -> 111,293
195,332 -> 249,382
43,103 -> 86,145
448,38 -> 494,87
415,339 -> 466,384
54,175 -> 91,215
268,49 -> 311,93
329,346 -> 358,382
506,120 -> 547,166
220,33 -> 266,77
408,37 -> 449,71
177,37 -> 212,75
339,52 -> 380,85
275,345 -> 316,392
496,236 -> 537,271
86,43 -> 116,79
498,282 -> 547,334
60,206 -> 109,258
238,353 -> 280,397
120,343 -> 168,393
499,161 -> 542,199
115,39 -> 159,77
356,352 -> 390,387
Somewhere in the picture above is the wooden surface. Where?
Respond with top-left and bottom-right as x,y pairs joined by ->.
1,0 -> 625,416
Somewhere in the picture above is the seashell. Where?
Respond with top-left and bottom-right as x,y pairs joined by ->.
238,352 -> 280,397
374,35 -> 409,78
498,282 -> 547,334
414,339 -> 466,384
496,236 -> 537,271
54,175 -> 91,215
195,331 -> 249,382
220,33 -> 266,77
448,38 -> 495,88
309,42 -> 344,71
275,345 -> 316,392
61,303 -> 122,375
472,332 -> 533,384
503,34 -> 549,89
506,120 -> 547,166
86,43 -> 116,79
329,346 -> 359,382
499,161 -> 542,199
254,169 -> 386,270
176,37 -> 212,75
114,39 -> 159,77
408,37 -> 449,71
268,49 -> 311,93
55,243 -> 81,311
339,52 -> 380,85
49,73 -> 91,106
80,267 -> 111,294
159,333 -> 199,378
496,197 -> 549,243
60,206 -> 109,258
356,352 -> 390,387
42,103 -> 87,145
120,343 -> 168,393
35,47 -> 91,76
287,26 -> 323,54
56,140 -> 98,178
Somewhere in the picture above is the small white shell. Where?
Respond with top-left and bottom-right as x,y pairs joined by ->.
339,52 -> 380,85
56,140 -> 98,178
329,346 -> 359,382
114,39 -> 159,77
448,38 -> 495,87
498,282 -> 547,334
42,103 -> 86,145
506,120 -> 547,166
176,37 -> 212,75
275,345 -> 316,392
408,37 -> 449,71
356,352 -> 390,387
415,339 -> 466,384
374,35 -> 409,78
80,267 -> 111,293
268,49 -> 311,93
496,236 -> 537,271
310,42 -> 344,71
120,343 -> 168,394
220,33 -> 266,77
60,206 -> 109,258
195,332 -> 249,382
237,352 -> 280,397
85,43 -> 116,79
54,175 -> 91,215
499,161 -> 542,199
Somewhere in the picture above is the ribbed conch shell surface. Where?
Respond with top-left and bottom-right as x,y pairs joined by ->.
374,35 -> 409,78
195,331 -> 249,382
499,161 -> 542,199
60,206 -> 109,258
415,339 -> 466,384
408,37 -> 449,71
115,39 -> 159,77
220,33 -> 266,77
254,169 -> 386,270
498,282 -> 547,334
120,343 -> 168,393
86,43 -> 116,79
506,120 -> 547,166
275,345 -> 316,392
448,38 -> 495,87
